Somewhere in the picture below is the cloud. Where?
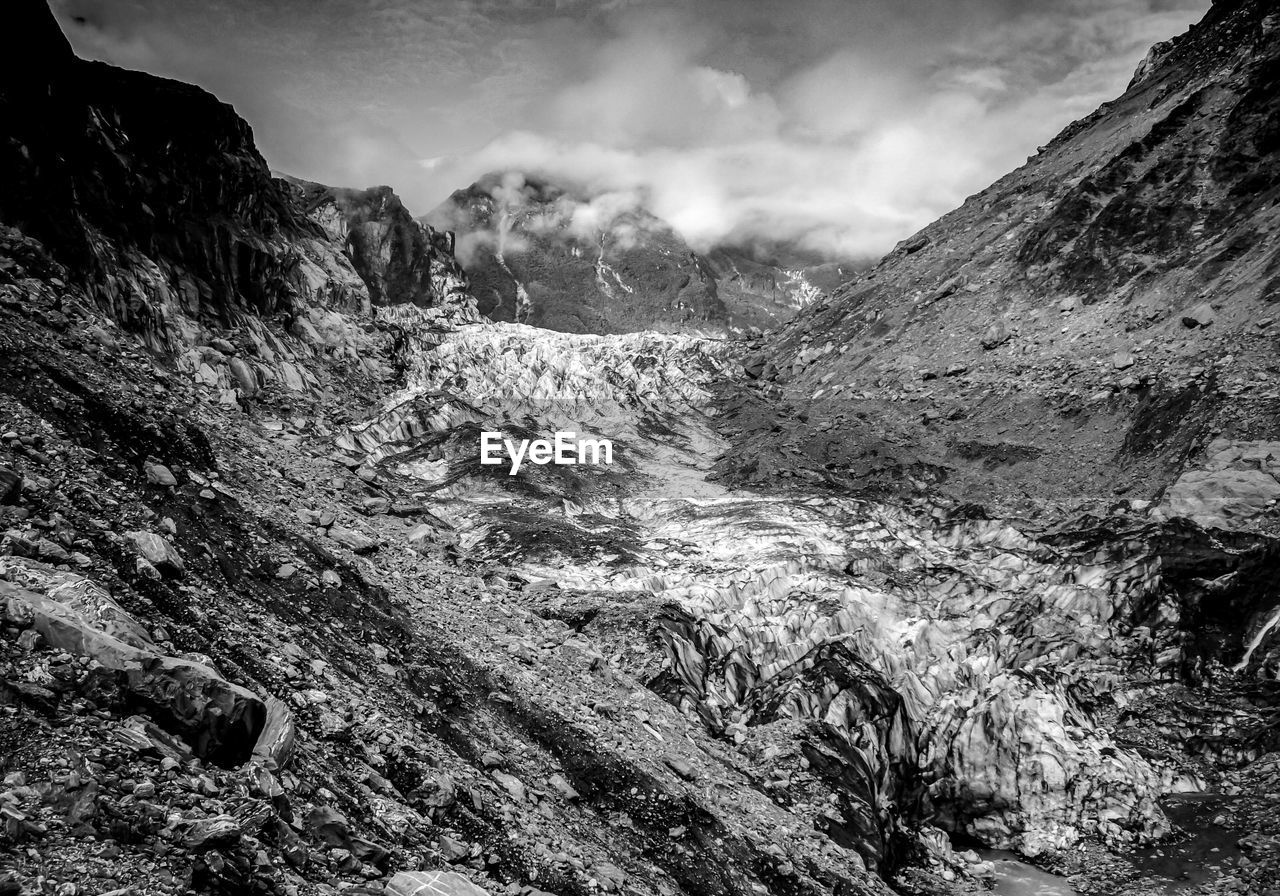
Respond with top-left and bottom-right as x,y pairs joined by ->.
428,170 -> 652,265
434,0 -> 1211,259
53,0 -> 1210,261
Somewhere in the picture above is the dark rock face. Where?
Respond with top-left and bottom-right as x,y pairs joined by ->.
0,468 -> 20,506
1,11 -> 316,338
0,4 -> 465,351
288,179 -> 469,309
428,173 -> 851,335
7,1 -> 76,78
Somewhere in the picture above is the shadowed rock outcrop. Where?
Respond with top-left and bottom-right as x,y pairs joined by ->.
288,179 -> 470,311
1,3 -> 466,352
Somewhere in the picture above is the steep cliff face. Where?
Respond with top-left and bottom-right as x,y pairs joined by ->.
288,178 -> 470,311
0,3 -> 466,353
428,173 -> 846,335
3,8 -> 326,342
754,0 -> 1280,525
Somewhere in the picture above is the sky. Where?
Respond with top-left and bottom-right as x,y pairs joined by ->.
52,0 -> 1209,260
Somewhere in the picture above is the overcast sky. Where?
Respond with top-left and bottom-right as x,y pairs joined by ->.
52,0 -> 1209,259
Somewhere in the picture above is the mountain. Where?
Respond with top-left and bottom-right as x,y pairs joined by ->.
3,2 -> 1280,896
426,172 -> 856,335
743,0 -> 1280,528
0,2 -> 467,355
285,177 -> 471,311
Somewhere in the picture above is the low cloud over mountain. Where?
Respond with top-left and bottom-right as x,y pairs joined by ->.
55,0 -> 1206,259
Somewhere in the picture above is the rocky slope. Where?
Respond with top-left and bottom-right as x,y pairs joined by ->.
753,0 -> 1280,529
427,173 -> 851,336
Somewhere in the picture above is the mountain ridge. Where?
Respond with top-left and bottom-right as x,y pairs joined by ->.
427,172 -> 857,336
737,0 -> 1280,526
1,9 -> 468,354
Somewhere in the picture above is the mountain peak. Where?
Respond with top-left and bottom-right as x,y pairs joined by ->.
428,170 -> 854,335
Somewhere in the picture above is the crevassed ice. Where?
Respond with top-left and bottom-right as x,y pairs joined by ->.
346,308 -> 1174,860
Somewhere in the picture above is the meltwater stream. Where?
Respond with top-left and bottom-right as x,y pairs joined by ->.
1129,795 -> 1246,891
981,852 -> 1077,896
981,793 -> 1247,896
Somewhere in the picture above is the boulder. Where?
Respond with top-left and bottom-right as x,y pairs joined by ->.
302,805 -> 389,865
185,815 -> 242,851
437,835 -> 470,862
980,324 -> 1009,350
664,756 -> 697,780
900,234 -> 929,254
279,361 -> 307,392
1112,351 -> 1135,370
0,581 -> 264,765
385,870 -> 492,896
360,497 -> 391,515
304,805 -> 352,848
228,357 -> 258,396
743,352 -> 768,379
144,461 -> 178,487
88,325 -> 118,349
126,531 -> 185,576
407,524 -> 435,550
33,538 -> 71,564
1165,469 -> 1280,530
125,656 -> 265,765
547,773 -> 579,800
10,560 -> 149,637
1180,303 -> 1216,328
327,525 -> 378,554
0,467 -> 20,505
491,771 -> 526,801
